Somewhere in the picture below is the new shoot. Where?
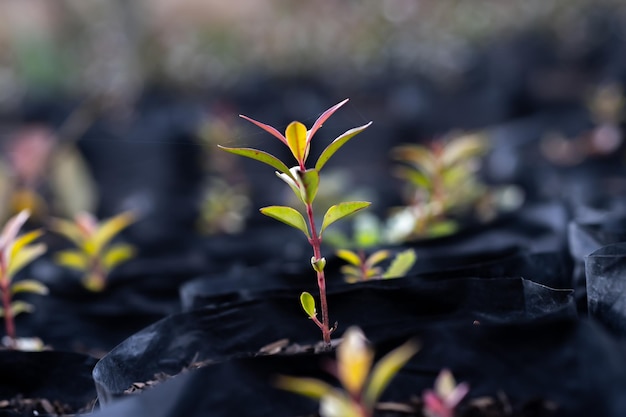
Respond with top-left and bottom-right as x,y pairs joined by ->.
0,210 -> 48,349
219,99 -> 372,346
50,211 -> 137,292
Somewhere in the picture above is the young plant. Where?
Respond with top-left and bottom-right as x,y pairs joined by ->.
219,99 -> 372,346
276,326 -> 419,417
422,368 -> 470,417
50,211 -> 137,292
0,210 -> 48,349
388,133 -> 489,242
337,248 -> 416,283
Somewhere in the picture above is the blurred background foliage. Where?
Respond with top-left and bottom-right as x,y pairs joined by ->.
0,0 -> 625,108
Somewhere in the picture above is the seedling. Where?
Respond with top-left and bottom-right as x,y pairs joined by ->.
219,99 -> 372,346
198,178 -> 251,235
0,210 -> 48,349
276,326 -> 419,417
337,248 -> 416,283
422,368 -> 469,417
388,133 -> 489,242
50,211 -> 137,292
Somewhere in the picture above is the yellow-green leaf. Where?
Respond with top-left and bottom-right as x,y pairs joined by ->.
315,122 -> 372,171
54,250 -> 89,271
340,265 -> 362,281
364,338 -> 419,407
441,134 -> 487,168
393,166 -> 432,190
7,243 -> 46,280
285,121 -> 309,165
218,146 -> 295,181
392,145 -> 436,176
10,301 -> 35,317
300,291 -> 317,318
102,243 -> 135,271
382,249 -> 417,279
320,202 -> 371,236
49,218 -> 84,247
336,249 -> 362,266
92,211 -> 136,254
365,250 -> 391,269
274,375 -> 334,400
10,229 -> 44,262
337,326 -> 374,397
297,169 -> 319,204
260,206 -> 310,238
11,279 -> 48,295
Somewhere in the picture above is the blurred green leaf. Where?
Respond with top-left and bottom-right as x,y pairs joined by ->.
382,249 -> 417,279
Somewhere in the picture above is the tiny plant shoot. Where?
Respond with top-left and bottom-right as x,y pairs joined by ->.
276,326 -> 419,417
389,133 -> 488,241
422,368 -> 469,417
0,210 -> 48,349
50,211 -> 136,292
219,99 -> 372,346
337,248 -> 416,283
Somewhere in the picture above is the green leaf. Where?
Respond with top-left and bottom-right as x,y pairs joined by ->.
102,243 -> 136,271
49,218 -> 84,247
365,250 -> 391,269
11,279 -> 48,295
393,166 -> 432,190
364,339 -> 420,407
260,206 -> 310,238
426,220 -> 458,238
92,211 -> 136,254
340,265 -> 362,281
10,301 -> 35,317
297,169 -> 319,204
274,375 -> 334,400
285,121 -> 309,165
382,249 -> 417,279
7,243 -> 46,279
300,292 -> 317,318
315,122 -> 372,171
311,257 -> 326,273
336,249 -> 362,266
54,250 -> 89,271
218,146 -> 294,180
441,134 -> 487,167
10,229 -> 43,261
392,145 -> 436,176
320,201 -> 371,236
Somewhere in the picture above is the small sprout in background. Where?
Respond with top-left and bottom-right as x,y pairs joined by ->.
389,132 -> 522,242
422,368 -> 470,417
337,248 -> 416,283
198,178 -> 251,235
0,210 -> 48,350
541,82 -> 624,166
276,326 -> 419,417
196,105 -> 252,235
50,211 -> 137,292
219,99 -> 372,346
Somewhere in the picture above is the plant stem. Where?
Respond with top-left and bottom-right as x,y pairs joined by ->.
0,277 -> 15,349
306,202 -> 331,347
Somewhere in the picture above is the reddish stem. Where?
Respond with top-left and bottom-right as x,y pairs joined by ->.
306,202 -> 332,347
0,271 -> 16,348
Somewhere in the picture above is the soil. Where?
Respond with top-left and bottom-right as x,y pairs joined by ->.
0,395 -> 96,417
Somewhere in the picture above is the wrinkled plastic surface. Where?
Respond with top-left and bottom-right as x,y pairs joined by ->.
94,276 -> 574,403
87,318 -> 626,417
182,246 -> 572,311
585,242 -> 626,337
15,250 -> 206,353
0,350 -> 98,416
